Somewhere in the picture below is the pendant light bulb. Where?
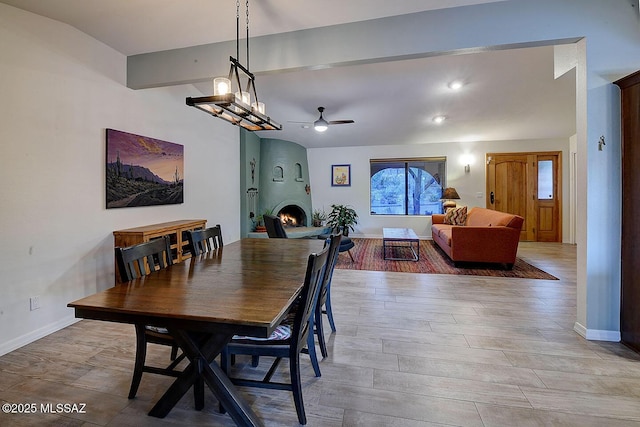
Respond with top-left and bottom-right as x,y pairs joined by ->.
213,77 -> 231,95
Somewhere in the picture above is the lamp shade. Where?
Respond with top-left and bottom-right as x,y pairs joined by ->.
442,187 -> 460,200
314,117 -> 328,132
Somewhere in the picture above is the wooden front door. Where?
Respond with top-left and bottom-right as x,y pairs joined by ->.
486,152 -> 562,242
615,70 -> 640,353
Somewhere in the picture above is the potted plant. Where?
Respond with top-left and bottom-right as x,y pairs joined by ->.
311,209 -> 327,227
326,204 -> 358,236
253,208 -> 273,232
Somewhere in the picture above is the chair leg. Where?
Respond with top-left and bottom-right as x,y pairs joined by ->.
306,331 -> 322,378
306,313 -> 322,377
289,352 -> 307,425
128,324 -> 147,399
325,288 -> 337,332
315,308 -> 328,358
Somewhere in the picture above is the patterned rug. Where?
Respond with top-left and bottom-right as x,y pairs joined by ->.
335,238 -> 558,280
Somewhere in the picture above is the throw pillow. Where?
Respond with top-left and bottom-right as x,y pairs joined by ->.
444,206 -> 467,226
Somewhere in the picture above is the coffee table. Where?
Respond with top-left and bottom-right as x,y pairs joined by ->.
383,227 -> 420,261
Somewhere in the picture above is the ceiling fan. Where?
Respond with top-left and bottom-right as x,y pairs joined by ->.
291,107 -> 355,132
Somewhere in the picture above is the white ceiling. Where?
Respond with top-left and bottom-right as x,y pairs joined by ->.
1,0 -> 576,149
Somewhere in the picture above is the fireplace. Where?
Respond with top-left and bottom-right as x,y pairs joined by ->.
241,136 -> 314,237
277,205 -> 307,227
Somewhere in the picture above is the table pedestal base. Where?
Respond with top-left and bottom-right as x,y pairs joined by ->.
149,329 -> 264,427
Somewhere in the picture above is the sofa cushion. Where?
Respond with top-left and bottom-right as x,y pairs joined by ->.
431,223 -> 451,239
466,207 -> 513,227
444,206 -> 467,226
437,227 -> 453,246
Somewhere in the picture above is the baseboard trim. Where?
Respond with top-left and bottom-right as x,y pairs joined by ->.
574,322 -> 620,342
0,315 -> 80,357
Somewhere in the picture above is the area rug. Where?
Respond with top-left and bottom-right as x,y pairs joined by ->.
335,238 -> 558,280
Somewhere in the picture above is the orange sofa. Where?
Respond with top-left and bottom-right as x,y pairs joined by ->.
431,207 -> 524,269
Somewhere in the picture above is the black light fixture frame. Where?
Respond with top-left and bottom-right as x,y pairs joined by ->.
186,0 -> 281,131
186,57 -> 282,131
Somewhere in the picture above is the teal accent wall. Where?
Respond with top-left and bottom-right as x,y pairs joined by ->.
259,138 -> 312,223
240,133 -> 312,237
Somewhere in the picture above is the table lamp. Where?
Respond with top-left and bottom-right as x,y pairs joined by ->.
441,187 -> 461,212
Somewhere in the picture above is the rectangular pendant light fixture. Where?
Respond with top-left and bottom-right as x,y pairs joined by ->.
186,1 -> 282,132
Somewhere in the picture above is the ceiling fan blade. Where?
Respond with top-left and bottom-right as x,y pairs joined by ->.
328,120 -> 355,125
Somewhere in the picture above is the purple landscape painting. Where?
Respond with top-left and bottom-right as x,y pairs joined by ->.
106,129 -> 184,209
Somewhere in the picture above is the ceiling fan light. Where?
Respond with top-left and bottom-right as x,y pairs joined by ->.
314,122 -> 328,132
432,115 -> 446,124
448,80 -> 463,90
213,77 -> 231,95
314,117 -> 328,132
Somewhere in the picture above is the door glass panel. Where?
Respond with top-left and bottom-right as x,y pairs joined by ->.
538,160 -> 553,200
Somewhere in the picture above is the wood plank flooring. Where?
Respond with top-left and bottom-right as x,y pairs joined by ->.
2,242 -> 640,426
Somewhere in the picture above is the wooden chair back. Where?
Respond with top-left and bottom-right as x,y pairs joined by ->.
318,234 -> 341,314
115,236 -> 173,282
264,214 -> 288,238
187,224 -> 223,256
292,244 -> 330,353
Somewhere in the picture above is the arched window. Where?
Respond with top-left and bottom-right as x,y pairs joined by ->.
370,158 -> 446,215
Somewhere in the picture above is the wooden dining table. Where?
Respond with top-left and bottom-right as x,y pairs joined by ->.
68,237 -> 325,427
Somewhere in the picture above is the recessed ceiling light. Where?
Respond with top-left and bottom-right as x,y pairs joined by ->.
432,115 -> 447,124
448,80 -> 463,90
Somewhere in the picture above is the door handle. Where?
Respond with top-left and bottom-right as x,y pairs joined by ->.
490,192 -> 495,204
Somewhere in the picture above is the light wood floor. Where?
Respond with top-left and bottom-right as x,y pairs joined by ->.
2,242 -> 640,426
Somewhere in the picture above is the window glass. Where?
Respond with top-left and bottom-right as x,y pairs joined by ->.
370,158 -> 445,215
538,160 -> 553,200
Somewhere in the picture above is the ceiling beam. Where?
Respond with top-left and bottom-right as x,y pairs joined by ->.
126,5 -> 580,90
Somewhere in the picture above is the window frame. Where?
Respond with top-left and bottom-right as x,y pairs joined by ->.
370,157 -> 447,216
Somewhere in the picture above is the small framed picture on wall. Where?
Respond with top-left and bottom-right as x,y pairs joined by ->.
331,164 -> 351,187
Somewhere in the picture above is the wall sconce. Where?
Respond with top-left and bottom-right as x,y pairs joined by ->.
598,135 -> 606,151
460,154 -> 473,173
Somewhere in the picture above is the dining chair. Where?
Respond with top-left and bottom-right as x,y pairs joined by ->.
220,244 -> 330,425
115,235 -> 173,281
312,233 -> 341,357
241,233 -> 341,370
114,236 -> 184,399
187,224 -> 223,256
264,214 -> 288,238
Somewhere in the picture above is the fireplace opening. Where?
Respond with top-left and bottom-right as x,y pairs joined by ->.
277,205 -> 307,227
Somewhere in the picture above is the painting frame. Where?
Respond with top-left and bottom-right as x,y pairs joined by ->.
106,128 -> 184,209
331,164 -> 351,187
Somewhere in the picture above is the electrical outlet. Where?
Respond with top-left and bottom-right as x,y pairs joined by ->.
30,296 -> 40,311
476,192 -> 484,198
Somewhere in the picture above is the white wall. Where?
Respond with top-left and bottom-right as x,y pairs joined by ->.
0,4 -> 240,355
309,138 -> 570,240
